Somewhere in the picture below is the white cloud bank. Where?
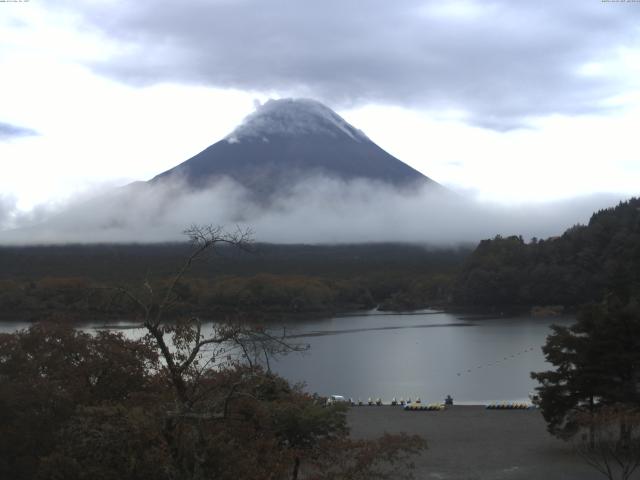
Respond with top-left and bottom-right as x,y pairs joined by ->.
0,178 -> 630,246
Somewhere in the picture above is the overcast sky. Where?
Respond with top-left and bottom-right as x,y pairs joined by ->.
1,0 -> 639,214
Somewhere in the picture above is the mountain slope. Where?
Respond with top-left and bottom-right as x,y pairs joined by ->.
151,98 -> 439,197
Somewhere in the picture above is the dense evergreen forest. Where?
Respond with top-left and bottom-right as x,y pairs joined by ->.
454,197 -> 640,308
0,243 -> 471,321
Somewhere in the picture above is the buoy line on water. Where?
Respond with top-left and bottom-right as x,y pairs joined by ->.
454,346 -> 538,378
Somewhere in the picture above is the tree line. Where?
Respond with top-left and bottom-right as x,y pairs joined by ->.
454,197 -> 640,308
0,271 -> 457,321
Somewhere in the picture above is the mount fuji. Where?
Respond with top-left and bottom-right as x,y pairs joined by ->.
150,98 -> 440,198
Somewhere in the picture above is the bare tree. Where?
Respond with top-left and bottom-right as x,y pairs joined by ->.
114,225 -> 306,480
575,407 -> 640,480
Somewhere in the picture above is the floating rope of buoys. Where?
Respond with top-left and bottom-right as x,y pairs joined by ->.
485,401 -> 534,410
455,346 -> 540,377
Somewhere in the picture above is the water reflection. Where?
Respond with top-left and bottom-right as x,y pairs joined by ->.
1,310 -> 573,404
271,310 -> 574,404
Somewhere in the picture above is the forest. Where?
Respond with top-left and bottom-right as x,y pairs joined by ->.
2,198 -> 640,321
454,197 -> 640,309
0,243 -> 469,321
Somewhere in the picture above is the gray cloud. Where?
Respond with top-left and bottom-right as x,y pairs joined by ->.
0,194 -> 62,233
0,195 -> 17,226
0,176 -> 627,245
64,0 -> 640,130
0,122 -> 38,140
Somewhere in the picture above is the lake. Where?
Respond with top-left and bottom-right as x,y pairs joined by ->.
0,310 -> 573,404
270,310 -> 573,404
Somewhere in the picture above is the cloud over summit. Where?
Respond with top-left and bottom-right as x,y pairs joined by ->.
66,0 -> 640,130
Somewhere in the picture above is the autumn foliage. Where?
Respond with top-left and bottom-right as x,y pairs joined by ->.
0,323 -> 424,479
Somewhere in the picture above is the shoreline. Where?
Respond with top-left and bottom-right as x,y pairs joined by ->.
0,305 -> 575,325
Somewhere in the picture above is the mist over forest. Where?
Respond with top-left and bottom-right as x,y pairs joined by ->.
0,176 -> 626,246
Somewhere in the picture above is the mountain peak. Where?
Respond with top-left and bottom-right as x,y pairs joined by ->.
152,97 -> 440,198
225,98 -> 369,144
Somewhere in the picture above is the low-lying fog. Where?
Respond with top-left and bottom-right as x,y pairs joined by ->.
0,177 -> 629,245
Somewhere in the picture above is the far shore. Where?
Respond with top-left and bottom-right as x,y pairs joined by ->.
0,305 -> 577,326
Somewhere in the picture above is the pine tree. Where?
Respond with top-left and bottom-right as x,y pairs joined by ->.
531,296 -> 640,440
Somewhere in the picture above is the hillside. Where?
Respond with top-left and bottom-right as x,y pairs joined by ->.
453,197 -> 640,307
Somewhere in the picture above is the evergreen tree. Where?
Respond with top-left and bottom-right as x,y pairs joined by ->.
531,296 -> 640,440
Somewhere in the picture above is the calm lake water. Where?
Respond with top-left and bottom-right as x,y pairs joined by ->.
1,310 -> 574,404
270,310 -> 575,404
